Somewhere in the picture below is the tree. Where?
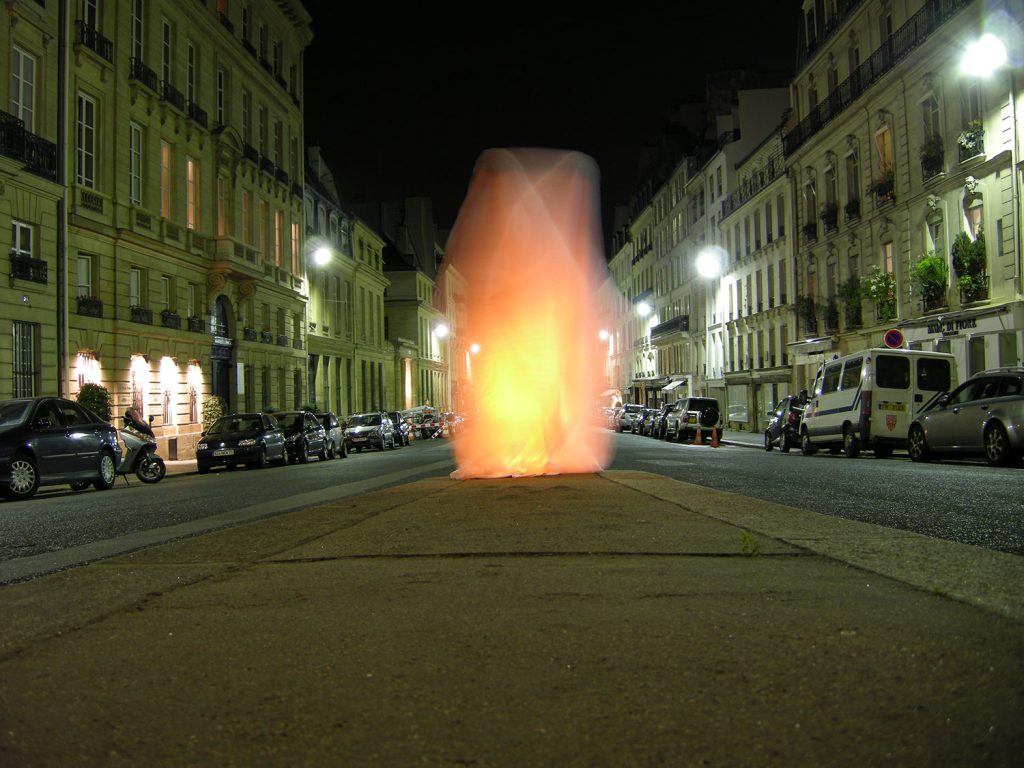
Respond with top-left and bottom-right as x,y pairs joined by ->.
202,395 -> 226,432
910,251 -> 949,305
76,383 -> 112,422
951,229 -> 987,300
837,274 -> 862,327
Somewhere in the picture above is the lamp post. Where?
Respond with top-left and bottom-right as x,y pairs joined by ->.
695,246 -> 724,396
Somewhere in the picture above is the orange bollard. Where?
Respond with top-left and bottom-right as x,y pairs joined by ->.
710,427 -> 719,448
694,427 -> 702,445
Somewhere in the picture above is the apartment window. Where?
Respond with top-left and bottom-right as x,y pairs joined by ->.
76,254 -> 93,297
160,18 -> 172,84
259,200 -> 269,259
258,105 -> 267,155
824,167 -> 836,207
158,275 -> 173,312
77,93 -> 97,188
923,95 -> 940,139
845,152 -> 860,203
879,11 -> 893,41
217,0 -> 229,16
186,156 -> 199,230
290,137 -> 298,178
765,201 -> 774,243
242,190 -> 253,244
11,46 -> 36,132
186,41 -> 197,104
242,5 -> 251,43
962,80 -> 982,124
882,241 -> 894,273
291,221 -> 300,274
273,120 -> 283,167
12,322 -> 40,398
241,88 -> 252,144
132,0 -> 144,62
129,122 -> 142,205
827,62 -> 838,94
716,167 -> 722,197
12,220 -> 32,258
274,209 -> 284,267
186,282 -> 196,317
217,176 -> 228,237
848,44 -> 860,72
966,201 -> 984,238
272,40 -> 281,75
289,63 -> 296,96
216,69 -> 227,126
129,267 -> 143,306
876,125 -> 893,172
258,22 -> 267,59
160,140 -> 172,218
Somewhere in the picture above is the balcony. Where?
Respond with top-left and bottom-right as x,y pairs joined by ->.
821,203 -> 838,233
243,327 -> 258,341
160,310 -> 181,330
957,125 -> 985,163
260,330 -> 274,344
784,0 -> 971,156
259,155 -> 275,176
159,80 -> 185,112
960,274 -> 989,304
844,198 -> 860,222
276,334 -> 288,347
242,142 -> 259,164
130,306 -> 154,325
650,315 -> 690,340
274,166 -> 289,186
76,295 -> 103,317
218,12 -> 234,33
802,222 -> 818,244
292,339 -> 303,350
291,181 -> 303,199
187,101 -> 208,129
129,58 -> 158,92
1,111 -> 57,181
10,252 -> 47,284
76,21 -> 113,63
188,315 -> 205,333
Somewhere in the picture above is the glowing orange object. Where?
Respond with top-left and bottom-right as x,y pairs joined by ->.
441,148 -> 612,478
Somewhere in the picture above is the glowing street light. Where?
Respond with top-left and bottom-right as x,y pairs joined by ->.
433,322 -> 449,339
960,33 -> 1008,78
598,329 -> 610,341
696,247 -> 724,279
312,246 -> 331,266
636,301 -> 652,317
470,343 -> 480,354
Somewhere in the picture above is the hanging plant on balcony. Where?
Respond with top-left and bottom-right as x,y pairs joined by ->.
951,228 -> 987,299
837,274 -> 863,327
956,120 -> 984,154
820,202 -> 838,231
824,295 -> 840,331
872,166 -> 895,199
920,134 -> 944,177
910,250 -> 949,305
795,294 -> 817,333
862,267 -> 897,321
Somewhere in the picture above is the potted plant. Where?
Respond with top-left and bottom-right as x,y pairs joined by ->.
910,250 -> 949,309
872,166 -> 895,202
951,229 -> 988,301
862,267 -> 897,321
837,274 -> 862,328
844,198 -> 861,221
77,382 -> 112,423
957,119 -> 985,159
795,295 -> 817,334
824,295 -> 840,331
820,202 -> 838,231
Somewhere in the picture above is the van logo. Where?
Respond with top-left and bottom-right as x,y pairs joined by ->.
886,414 -> 897,431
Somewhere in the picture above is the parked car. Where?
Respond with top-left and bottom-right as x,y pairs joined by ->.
908,366 -> 1024,466
388,412 -> 412,446
0,396 -> 121,500
346,412 -> 396,451
196,412 -> 287,473
275,411 -> 329,463
653,402 -> 680,440
616,404 -> 644,433
664,397 -> 723,443
634,408 -> 657,435
315,411 -> 348,458
764,395 -> 805,452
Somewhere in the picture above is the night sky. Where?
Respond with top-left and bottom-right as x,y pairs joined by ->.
301,4 -> 801,240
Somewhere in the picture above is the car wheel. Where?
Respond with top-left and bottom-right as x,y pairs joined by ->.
318,441 -> 328,461
764,431 -> 773,452
248,446 -> 268,470
801,430 -> 817,456
93,451 -> 117,491
298,440 -> 309,463
340,441 -> 349,458
326,441 -> 336,460
984,422 -> 1013,467
842,425 -> 860,458
780,437 -> 792,453
2,453 -> 40,500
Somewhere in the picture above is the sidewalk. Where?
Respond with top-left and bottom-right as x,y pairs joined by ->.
1,471 -> 1021,766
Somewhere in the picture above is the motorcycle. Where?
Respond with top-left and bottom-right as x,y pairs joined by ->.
117,409 -> 166,483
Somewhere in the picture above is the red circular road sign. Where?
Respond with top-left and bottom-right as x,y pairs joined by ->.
884,328 -> 905,349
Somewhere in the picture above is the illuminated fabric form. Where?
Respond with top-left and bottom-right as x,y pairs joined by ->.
442,148 -> 612,478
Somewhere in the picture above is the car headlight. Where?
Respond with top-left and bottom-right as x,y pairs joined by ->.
238,438 -> 257,446
197,442 -> 208,450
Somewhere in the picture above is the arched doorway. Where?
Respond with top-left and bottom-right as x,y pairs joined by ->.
210,295 -> 235,408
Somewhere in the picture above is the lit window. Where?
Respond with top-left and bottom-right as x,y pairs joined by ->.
161,141 -> 173,218
186,156 -> 199,230
77,93 -> 96,188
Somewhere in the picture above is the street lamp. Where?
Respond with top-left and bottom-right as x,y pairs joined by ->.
312,246 -> 331,266
696,246 -> 724,279
433,322 -> 449,339
636,301 -> 651,317
960,33 -> 1008,77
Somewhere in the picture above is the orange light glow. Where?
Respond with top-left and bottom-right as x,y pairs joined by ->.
441,148 -> 612,478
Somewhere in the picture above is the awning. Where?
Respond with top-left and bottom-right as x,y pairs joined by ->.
662,379 -> 687,392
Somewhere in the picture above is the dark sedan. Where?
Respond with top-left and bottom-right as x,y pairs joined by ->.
387,411 -> 411,446
196,413 -> 287,473
275,411 -> 329,463
0,396 -> 121,500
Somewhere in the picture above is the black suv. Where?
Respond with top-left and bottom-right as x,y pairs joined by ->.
275,411 -> 329,463
664,397 -> 723,443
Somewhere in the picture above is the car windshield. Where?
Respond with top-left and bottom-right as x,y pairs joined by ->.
277,414 -> 306,429
350,414 -> 381,427
0,400 -> 32,426
209,415 -> 262,433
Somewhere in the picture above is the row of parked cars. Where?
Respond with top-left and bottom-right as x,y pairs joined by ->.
195,409 -> 415,473
609,398 -> 724,443
606,350 -> 1024,468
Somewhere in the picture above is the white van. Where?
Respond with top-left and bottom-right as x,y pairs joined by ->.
800,348 -> 956,458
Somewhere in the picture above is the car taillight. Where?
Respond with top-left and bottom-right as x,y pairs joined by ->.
860,390 -> 872,418
787,411 -> 798,425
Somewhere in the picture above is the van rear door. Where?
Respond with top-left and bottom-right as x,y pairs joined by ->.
871,353 -> 913,440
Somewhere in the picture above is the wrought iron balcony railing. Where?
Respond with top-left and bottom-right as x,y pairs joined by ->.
187,101 -> 208,129
76,296 -> 103,317
76,21 -> 113,62
10,252 -> 48,284
129,57 -> 158,92
160,80 -> 185,112
130,305 -> 154,324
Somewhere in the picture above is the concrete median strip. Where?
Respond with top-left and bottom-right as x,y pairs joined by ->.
0,471 -> 1020,766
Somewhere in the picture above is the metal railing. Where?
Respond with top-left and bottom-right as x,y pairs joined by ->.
76,21 -> 113,62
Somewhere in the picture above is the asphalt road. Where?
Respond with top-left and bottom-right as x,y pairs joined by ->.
1,431 -> 1021,584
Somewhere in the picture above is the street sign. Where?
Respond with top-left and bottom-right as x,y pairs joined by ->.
883,328 -> 905,349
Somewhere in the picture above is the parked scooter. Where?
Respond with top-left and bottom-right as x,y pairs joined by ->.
118,409 -> 166,483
